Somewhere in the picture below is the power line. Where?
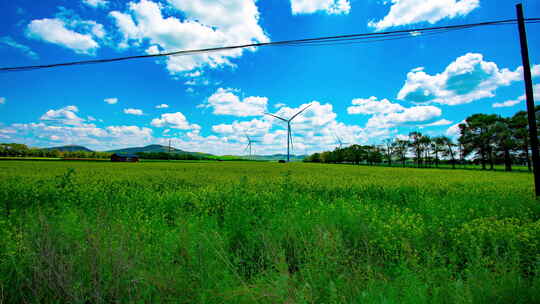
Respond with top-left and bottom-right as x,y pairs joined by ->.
1,18 -> 539,73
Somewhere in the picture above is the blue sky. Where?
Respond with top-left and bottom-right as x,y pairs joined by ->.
0,0 -> 539,155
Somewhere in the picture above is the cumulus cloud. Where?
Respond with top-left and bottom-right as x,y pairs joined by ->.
155,104 -> 169,109
347,96 -> 405,115
104,98 -> 118,104
11,122 -> 153,150
397,53 -> 522,106
151,112 -> 201,130
533,65 -> 540,77
196,101 -> 376,155
290,0 -> 350,15
109,0 -> 269,75
106,125 -> 152,138
421,119 -> 453,127
40,105 -> 85,126
0,97 -> 5,104
493,84 -> 540,108
26,18 -> 101,55
0,36 -> 39,59
9,105 -> 157,150
82,0 -> 108,8
493,96 -> 525,108
365,105 -> 442,129
446,120 -> 466,137
212,118 -> 271,137
369,0 -> 479,31
123,108 -> 144,115
347,96 -> 442,129
200,88 -> 268,117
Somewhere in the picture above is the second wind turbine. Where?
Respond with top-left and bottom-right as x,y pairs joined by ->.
265,103 -> 312,162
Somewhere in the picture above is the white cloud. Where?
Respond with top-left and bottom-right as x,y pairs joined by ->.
189,101 -> 373,155
347,96 -> 442,129
186,71 -> 202,77
347,96 -> 405,115
274,103 -> 286,109
0,128 -> 16,139
493,96 -> 525,108
40,105 -> 85,126
212,118 -> 271,137
104,98 -> 118,104
271,101 -> 337,128
201,88 -> 268,117
533,65 -> 540,77
155,104 -> 169,109
151,112 -> 200,130
493,84 -> 540,108
369,0 -> 479,31
290,0 -> 350,15
82,0 -> 108,8
110,0 -> 269,74
123,108 -> 144,115
397,53 -> 522,106
106,125 -> 152,138
10,118 -> 154,151
421,119 -> 453,127
446,120 -> 465,137
89,22 -> 106,38
0,36 -> 39,59
27,18 -> 100,55
366,105 -> 442,129
0,97 -> 5,104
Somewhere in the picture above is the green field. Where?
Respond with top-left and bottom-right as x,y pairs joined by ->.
1,161 -> 539,303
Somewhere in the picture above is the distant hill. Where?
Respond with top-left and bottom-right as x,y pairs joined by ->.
108,144 -> 211,157
44,145 -> 93,152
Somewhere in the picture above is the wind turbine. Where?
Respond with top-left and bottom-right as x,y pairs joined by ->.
243,132 -> 258,160
265,103 -> 312,162
334,134 -> 350,149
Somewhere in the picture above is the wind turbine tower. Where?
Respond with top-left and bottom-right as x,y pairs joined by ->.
244,133 -> 258,160
265,103 -> 312,162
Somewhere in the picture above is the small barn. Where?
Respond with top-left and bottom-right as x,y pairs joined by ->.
111,153 -> 139,162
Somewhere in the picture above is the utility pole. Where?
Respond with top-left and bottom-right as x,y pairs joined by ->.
517,3 -> 540,197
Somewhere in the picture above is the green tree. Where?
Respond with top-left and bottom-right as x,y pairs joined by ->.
392,139 -> 409,167
408,132 -> 423,168
459,114 -> 498,170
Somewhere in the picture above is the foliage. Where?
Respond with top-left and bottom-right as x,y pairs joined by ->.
1,161 -> 539,303
305,108 -> 540,172
0,143 -> 111,159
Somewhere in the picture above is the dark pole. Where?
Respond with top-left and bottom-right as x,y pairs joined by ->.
517,3 -> 540,197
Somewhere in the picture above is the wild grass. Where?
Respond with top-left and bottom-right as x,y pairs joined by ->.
1,161 -> 539,303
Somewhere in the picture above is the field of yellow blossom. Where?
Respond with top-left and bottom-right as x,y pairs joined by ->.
1,160 -> 539,303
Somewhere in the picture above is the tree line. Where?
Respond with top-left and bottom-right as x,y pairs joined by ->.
305,107 -> 539,172
0,143 -> 111,159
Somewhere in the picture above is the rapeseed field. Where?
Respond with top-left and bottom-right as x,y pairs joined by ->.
0,161 -> 538,303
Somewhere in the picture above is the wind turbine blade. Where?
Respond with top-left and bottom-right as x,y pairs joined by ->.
264,112 -> 288,122
290,103 -> 313,121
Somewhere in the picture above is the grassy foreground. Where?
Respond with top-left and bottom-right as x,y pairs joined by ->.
1,161 -> 539,303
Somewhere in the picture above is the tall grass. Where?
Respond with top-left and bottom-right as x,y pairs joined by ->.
1,161 -> 539,303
